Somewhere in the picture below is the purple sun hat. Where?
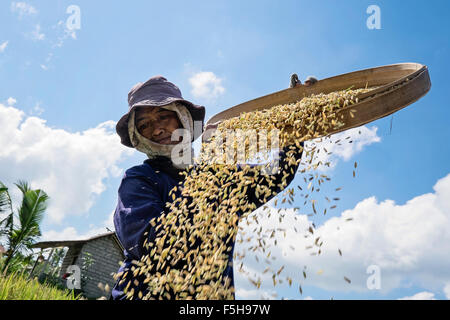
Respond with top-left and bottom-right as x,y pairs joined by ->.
116,75 -> 206,148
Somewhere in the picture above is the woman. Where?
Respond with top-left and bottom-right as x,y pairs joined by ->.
112,75 -> 310,300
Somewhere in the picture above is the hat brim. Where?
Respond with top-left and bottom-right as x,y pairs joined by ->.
116,99 -> 205,148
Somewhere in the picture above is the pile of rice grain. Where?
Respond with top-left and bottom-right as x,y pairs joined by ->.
115,87 -> 373,300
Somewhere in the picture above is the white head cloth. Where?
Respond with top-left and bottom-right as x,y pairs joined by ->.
127,102 -> 194,169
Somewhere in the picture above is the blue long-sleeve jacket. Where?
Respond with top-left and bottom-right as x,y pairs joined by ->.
111,143 -> 303,300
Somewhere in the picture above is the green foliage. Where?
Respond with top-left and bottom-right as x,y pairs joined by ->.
37,272 -> 67,291
50,248 -> 67,271
80,251 -> 95,289
0,271 -> 80,300
0,180 -> 49,273
0,181 -> 13,240
34,248 -> 69,291
0,252 -> 33,275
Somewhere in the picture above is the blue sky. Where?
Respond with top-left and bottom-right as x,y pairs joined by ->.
1,0 -> 449,300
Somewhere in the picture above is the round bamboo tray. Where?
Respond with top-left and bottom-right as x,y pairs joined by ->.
201,62 -> 431,140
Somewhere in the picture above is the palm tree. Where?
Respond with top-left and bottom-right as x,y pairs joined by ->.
0,180 -> 49,274
0,182 -> 13,240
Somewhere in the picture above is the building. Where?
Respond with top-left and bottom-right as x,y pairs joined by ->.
32,231 -> 125,299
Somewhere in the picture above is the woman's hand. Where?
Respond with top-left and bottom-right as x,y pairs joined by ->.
290,74 -> 318,88
303,76 -> 318,87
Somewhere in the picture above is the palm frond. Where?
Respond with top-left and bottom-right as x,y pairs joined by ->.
0,181 -> 13,216
18,189 -> 48,228
11,189 -> 48,253
1,181 -> 49,273
0,213 -> 13,239
0,181 -> 14,239
14,180 -> 31,195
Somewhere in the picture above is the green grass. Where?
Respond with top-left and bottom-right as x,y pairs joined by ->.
0,272 -> 80,300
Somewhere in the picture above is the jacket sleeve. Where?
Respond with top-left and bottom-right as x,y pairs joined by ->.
113,173 -> 165,261
236,142 -> 304,214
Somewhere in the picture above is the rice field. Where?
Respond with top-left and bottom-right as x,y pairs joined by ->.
0,272 -> 80,300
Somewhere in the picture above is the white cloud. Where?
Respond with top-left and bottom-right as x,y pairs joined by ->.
234,172 -> 450,298
304,125 -> 381,171
11,2 -> 38,18
39,209 -> 116,243
41,226 -> 110,242
40,21 -> 78,69
0,41 -> 8,53
51,20 -> 78,49
30,24 -> 45,41
443,283 -> 450,299
7,97 -> 17,106
103,210 -> 116,231
188,71 -> 225,100
39,52 -> 54,72
30,102 -> 44,115
236,288 -> 277,300
398,292 -> 436,300
0,102 -> 134,224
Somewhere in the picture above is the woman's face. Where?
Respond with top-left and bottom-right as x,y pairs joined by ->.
135,106 -> 183,145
